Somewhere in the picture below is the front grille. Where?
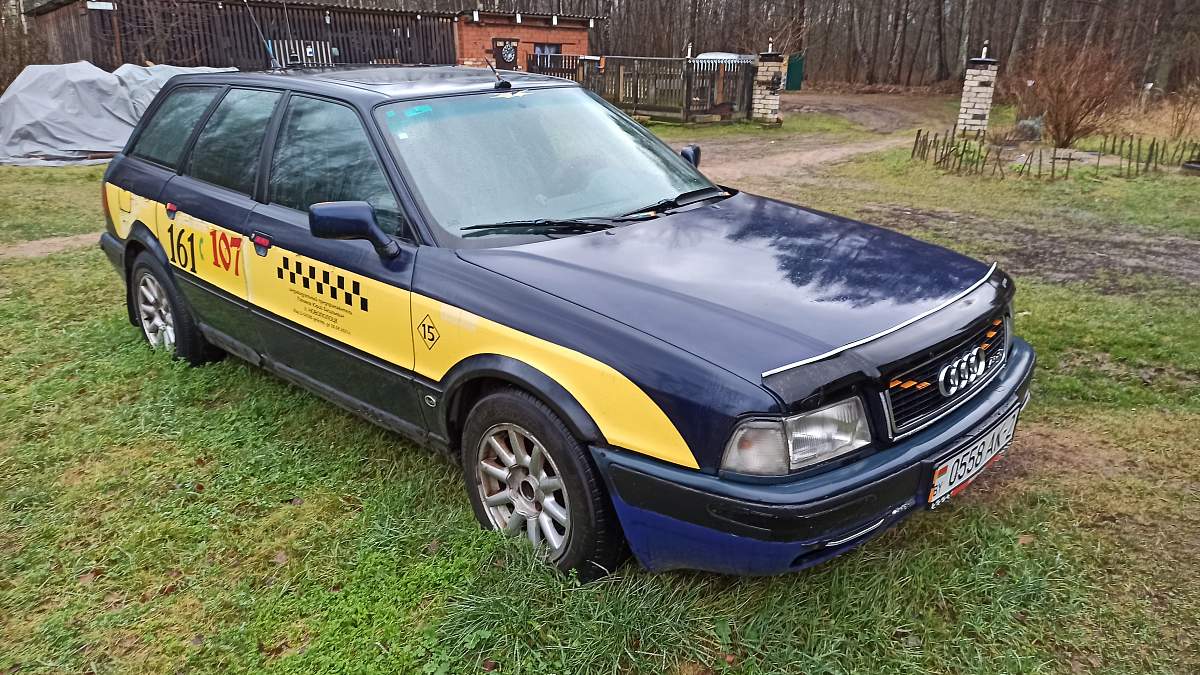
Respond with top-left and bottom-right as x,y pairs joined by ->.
884,313 -> 1009,436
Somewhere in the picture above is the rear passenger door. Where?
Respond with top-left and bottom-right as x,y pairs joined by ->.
243,94 -> 423,433
105,85 -> 221,247
158,87 -> 283,353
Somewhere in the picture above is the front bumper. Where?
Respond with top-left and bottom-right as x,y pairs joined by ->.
592,337 -> 1036,575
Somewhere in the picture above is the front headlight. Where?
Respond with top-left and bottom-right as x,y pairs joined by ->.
722,397 -> 872,476
784,397 -> 871,469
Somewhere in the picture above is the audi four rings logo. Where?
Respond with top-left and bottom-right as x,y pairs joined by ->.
937,347 -> 988,397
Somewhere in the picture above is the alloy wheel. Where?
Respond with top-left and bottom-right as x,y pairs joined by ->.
475,422 -> 571,557
136,272 -> 176,349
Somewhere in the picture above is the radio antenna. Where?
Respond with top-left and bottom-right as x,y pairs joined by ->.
242,0 -> 283,70
481,56 -> 512,89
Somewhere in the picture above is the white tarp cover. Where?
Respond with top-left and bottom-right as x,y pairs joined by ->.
0,61 -> 235,166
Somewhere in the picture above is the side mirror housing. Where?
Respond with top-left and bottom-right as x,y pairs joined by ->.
309,201 -> 400,259
680,144 -> 701,168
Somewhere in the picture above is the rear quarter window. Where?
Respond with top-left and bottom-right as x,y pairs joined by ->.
130,86 -> 221,169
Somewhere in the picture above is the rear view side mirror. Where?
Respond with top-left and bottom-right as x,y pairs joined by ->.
681,144 -> 701,168
309,201 -> 400,259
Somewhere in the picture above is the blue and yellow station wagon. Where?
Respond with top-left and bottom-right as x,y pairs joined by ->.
100,66 -> 1034,578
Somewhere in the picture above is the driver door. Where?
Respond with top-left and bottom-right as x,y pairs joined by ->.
243,93 -> 424,434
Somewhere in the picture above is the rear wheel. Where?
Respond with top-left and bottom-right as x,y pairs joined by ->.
129,252 -> 221,365
461,388 -> 627,580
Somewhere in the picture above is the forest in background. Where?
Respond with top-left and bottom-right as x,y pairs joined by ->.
333,0 -> 1199,90
4,0 -> 1200,93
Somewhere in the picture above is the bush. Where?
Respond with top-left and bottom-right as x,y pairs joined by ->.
1008,46 -> 1136,148
1168,84 -> 1200,139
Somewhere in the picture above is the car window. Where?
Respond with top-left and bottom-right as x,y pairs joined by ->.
131,86 -> 221,169
186,88 -> 281,195
268,95 -> 407,237
375,88 -> 714,247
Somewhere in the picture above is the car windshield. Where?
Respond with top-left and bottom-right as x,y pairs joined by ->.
375,87 -> 717,247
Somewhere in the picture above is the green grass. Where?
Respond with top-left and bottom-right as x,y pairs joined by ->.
3,144 -> 1199,672
799,147 -> 1200,237
0,165 -> 107,244
648,112 -> 871,144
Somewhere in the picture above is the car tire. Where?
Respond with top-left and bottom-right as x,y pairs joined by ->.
461,387 -> 627,580
129,252 -> 222,366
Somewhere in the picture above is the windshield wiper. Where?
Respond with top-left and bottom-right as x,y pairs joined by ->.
621,186 -> 729,218
460,218 -> 618,238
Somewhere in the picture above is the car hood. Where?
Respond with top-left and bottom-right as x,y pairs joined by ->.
457,192 -> 993,384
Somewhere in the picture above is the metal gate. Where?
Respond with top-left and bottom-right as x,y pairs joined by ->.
527,54 -> 756,121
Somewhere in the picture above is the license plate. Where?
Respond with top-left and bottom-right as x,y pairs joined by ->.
927,403 -> 1023,508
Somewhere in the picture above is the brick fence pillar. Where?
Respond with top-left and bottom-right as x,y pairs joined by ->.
751,52 -> 786,125
957,53 -> 999,134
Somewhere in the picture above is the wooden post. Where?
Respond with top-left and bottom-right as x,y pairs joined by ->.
912,130 -> 923,159
715,62 -> 725,103
682,59 -> 693,122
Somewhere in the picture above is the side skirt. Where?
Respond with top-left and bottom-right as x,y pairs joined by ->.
266,357 -> 441,453
192,312 -> 450,457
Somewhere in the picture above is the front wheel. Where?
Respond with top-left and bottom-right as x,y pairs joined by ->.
461,388 -> 627,580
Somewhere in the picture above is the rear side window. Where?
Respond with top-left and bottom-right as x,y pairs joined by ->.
131,87 -> 220,169
268,96 -> 406,236
186,88 -> 281,195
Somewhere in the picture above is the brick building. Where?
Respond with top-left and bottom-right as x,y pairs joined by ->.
455,10 -> 593,70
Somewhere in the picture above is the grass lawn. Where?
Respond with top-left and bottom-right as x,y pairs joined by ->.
804,147 -> 1200,238
0,165 -> 107,244
1,147 -> 1198,673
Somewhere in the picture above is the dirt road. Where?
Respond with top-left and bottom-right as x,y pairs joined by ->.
687,92 -> 955,186
0,232 -> 98,262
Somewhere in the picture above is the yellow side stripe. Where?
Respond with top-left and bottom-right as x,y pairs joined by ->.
410,294 -> 698,469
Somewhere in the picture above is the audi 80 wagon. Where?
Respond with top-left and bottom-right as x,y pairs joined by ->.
99,66 -> 1035,578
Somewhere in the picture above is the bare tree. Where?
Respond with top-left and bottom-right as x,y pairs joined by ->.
1,0 -> 42,93
1015,45 -> 1136,147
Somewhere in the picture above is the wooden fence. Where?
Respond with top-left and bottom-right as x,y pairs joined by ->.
527,54 -> 755,122
38,0 -> 455,72
910,128 -> 1200,180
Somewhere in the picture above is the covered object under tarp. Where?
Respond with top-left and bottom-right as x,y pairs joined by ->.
0,61 -> 234,166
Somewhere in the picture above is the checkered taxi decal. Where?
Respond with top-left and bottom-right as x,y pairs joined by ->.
278,256 -> 369,312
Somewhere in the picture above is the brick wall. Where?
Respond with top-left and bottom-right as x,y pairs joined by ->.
455,14 -> 589,69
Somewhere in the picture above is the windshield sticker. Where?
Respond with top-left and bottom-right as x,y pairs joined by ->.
405,105 -> 433,117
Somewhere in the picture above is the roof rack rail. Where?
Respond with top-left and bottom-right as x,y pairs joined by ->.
268,62 -> 458,71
